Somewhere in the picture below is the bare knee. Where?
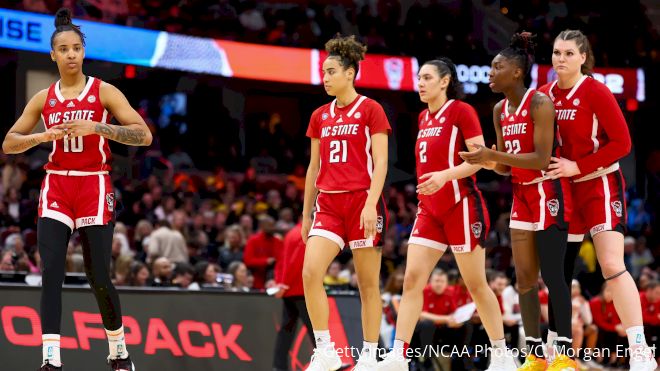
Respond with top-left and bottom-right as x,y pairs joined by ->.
598,256 -> 625,278
302,264 -> 323,286
516,268 -> 539,292
463,275 -> 489,297
402,269 -> 428,293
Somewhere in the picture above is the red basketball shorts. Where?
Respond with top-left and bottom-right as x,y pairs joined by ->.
38,171 -> 115,230
568,170 -> 626,242
509,178 -> 571,231
409,192 -> 489,254
309,190 -> 388,249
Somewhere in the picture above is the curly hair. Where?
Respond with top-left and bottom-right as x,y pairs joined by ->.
499,31 -> 537,77
325,34 -> 367,80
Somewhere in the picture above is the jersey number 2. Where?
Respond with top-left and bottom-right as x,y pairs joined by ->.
419,141 -> 428,163
63,136 -> 84,153
504,139 -> 521,154
329,140 -> 347,163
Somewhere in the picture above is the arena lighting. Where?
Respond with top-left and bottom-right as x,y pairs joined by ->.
0,8 -> 645,101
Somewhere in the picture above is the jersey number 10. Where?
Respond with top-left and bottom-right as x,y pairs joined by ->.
329,140 -> 348,163
63,136 -> 84,153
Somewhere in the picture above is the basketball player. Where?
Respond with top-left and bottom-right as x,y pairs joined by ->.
461,32 -> 576,371
301,35 -> 390,371
540,29 -> 657,371
376,58 -> 517,371
2,9 -> 152,371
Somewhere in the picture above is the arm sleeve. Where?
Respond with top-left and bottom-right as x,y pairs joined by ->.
457,102 -> 483,139
575,81 -> 631,175
367,101 -> 392,135
305,108 -> 321,138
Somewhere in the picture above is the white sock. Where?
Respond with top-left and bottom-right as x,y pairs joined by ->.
490,338 -> 506,349
106,326 -> 129,359
546,330 -> 558,346
626,326 -> 647,348
362,341 -> 377,361
393,339 -> 407,359
490,338 -> 506,358
42,334 -> 62,367
313,330 -> 332,349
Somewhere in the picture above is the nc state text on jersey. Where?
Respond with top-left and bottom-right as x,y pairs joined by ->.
48,110 -> 95,124
321,124 -> 360,138
502,122 -> 528,136
417,127 -> 443,139
556,109 -> 577,120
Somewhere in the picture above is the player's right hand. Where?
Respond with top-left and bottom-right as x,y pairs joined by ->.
41,127 -> 67,142
301,216 -> 312,244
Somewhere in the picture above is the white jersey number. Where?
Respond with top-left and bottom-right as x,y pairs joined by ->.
419,141 -> 428,163
329,140 -> 348,163
63,136 -> 84,153
504,139 -> 521,154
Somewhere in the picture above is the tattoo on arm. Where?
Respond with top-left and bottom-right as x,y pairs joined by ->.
95,123 -> 147,145
7,136 -> 40,153
115,126 -> 147,145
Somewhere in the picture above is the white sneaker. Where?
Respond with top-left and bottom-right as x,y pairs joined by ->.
352,355 -> 377,370
485,348 -> 517,371
306,344 -> 342,371
375,351 -> 409,371
629,346 -> 658,371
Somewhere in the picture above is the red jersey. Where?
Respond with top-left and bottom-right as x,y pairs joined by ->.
500,89 -> 551,184
422,284 -> 456,315
539,76 -> 631,177
42,77 -> 112,172
640,292 -> 660,326
243,231 -> 283,290
416,99 -> 482,209
306,95 -> 391,192
589,296 -> 621,332
449,284 -> 472,307
274,223 -> 305,297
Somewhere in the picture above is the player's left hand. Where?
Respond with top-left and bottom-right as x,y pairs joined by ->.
459,142 -> 494,165
60,120 -> 97,138
417,171 -> 448,195
547,156 -> 580,179
360,204 -> 377,240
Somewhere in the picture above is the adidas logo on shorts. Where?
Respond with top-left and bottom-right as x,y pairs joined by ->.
50,201 -> 59,209
315,221 -> 323,227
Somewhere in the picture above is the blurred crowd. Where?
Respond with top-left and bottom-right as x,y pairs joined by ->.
5,0 -> 657,68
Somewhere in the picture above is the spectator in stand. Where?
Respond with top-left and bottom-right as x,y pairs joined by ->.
571,280 -> 598,362
172,263 -> 195,289
0,250 -> 15,271
191,261 -> 222,289
133,219 -> 153,259
590,282 -> 626,367
147,219 -> 187,264
631,236 -> 654,280
640,280 -> 660,359
149,257 -> 173,287
218,225 -> 245,269
271,221 -> 314,371
412,269 -> 467,369
127,261 -> 150,287
323,260 -> 350,290
228,261 -> 251,292
243,215 -> 281,290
